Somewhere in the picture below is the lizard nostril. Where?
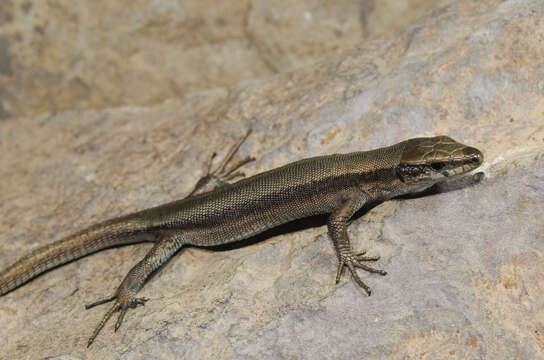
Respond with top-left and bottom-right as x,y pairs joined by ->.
465,147 -> 483,165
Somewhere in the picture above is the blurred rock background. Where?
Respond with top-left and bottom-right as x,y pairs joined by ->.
1,0 -> 543,359
0,0 -> 448,118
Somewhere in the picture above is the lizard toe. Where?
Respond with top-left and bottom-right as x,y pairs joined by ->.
86,292 -> 149,347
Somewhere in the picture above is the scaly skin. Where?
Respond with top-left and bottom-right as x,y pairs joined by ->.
0,134 -> 483,347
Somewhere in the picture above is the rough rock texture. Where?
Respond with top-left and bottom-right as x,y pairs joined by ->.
0,0 -> 543,359
0,0 -> 446,118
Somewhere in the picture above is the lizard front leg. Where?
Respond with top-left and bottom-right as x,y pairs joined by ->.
328,196 -> 387,295
85,231 -> 186,347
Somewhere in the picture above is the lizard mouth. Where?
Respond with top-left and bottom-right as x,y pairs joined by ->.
441,148 -> 483,178
443,163 -> 480,177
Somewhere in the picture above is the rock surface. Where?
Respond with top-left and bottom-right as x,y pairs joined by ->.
0,0 -> 446,118
0,0 -> 543,359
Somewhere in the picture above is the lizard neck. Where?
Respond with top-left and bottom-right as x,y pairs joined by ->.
348,142 -> 407,200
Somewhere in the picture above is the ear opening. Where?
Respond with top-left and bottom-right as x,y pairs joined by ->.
396,166 -> 406,183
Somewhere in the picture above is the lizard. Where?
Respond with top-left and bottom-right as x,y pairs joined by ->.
0,131 -> 483,347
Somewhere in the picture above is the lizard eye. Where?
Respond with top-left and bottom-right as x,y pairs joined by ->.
430,162 -> 445,171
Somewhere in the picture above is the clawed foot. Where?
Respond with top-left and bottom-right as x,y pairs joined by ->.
335,251 -> 386,296
207,128 -> 255,182
188,129 -> 255,197
85,293 -> 149,347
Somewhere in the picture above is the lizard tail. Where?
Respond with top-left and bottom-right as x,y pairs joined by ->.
0,215 -> 152,296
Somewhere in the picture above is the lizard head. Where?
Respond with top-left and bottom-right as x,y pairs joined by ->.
396,136 -> 483,185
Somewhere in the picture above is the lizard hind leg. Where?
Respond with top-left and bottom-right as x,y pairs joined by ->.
213,128 -> 254,179
85,232 -> 185,347
187,129 -> 255,197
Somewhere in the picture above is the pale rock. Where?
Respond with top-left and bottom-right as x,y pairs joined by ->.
0,0 -> 543,358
